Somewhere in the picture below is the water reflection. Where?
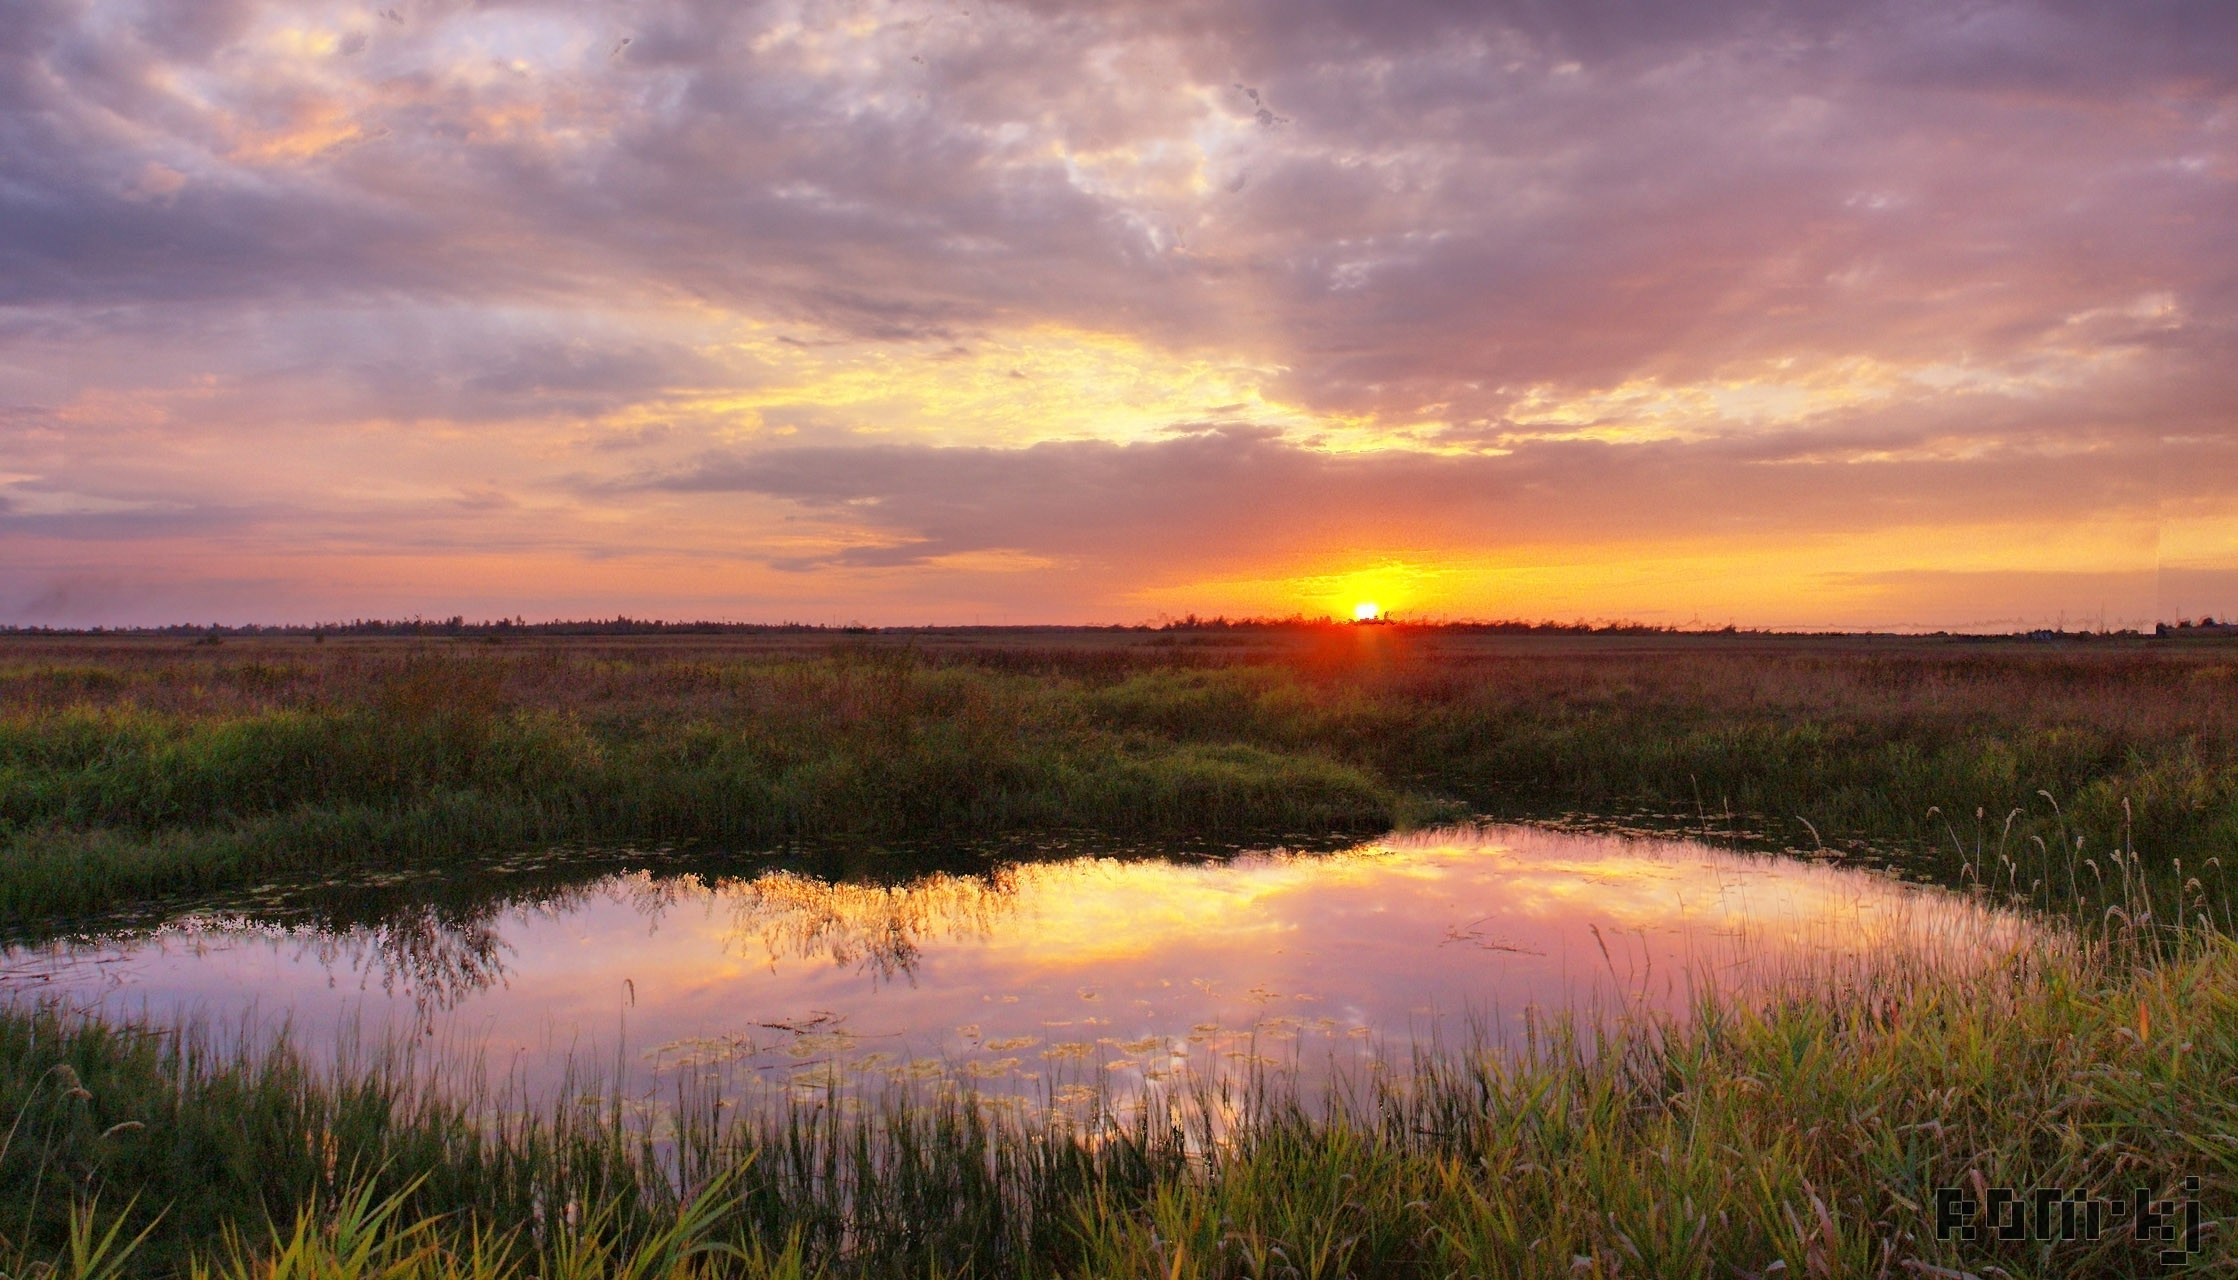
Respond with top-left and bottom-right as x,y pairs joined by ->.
311,903 -> 515,1014
726,871 -> 1023,981
1,825 -> 2047,1105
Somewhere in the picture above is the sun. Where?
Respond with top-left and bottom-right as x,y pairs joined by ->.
1286,562 -> 1431,622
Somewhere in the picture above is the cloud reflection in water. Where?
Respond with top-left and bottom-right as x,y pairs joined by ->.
1,826 -> 2050,1107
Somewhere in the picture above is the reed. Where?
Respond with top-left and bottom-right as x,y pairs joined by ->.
3,634 -> 2231,1274
6,635 -> 2235,933
0,651 -> 1413,927
2,900 -> 2228,1278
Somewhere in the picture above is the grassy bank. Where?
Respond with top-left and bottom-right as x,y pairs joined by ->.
4,633 -> 2236,928
4,632 -> 2235,1275
2,925 -> 2228,1276
0,646 -> 1413,924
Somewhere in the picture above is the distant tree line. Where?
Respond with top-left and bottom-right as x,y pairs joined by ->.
2157,617 -> 2237,636
0,616 -> 890,639
1153,612 -> 1711,635
0,615 -> 2205,640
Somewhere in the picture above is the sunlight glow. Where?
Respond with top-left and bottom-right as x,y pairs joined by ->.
1354,601 -> 1381,621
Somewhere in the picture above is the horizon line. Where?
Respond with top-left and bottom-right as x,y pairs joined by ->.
6,615 -> 2234,641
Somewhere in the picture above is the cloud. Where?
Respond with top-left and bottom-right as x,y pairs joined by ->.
0,0 -> 2231,625
623,421 -> 2178,576
8,0 -> 2224,376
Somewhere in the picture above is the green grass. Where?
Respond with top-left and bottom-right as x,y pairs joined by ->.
2,923 -> 2230,1276
3,635 -> 2237,1275
5,636 -> 2236,930
0,652 -> 1418,924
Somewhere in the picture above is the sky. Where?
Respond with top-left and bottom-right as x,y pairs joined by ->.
2,0 -> 2233,630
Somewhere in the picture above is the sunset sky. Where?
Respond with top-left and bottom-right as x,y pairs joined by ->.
2,0 -> 2232,629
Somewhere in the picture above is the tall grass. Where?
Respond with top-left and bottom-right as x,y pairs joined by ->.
0,652 -> 1414,925
3,896 -> 2230,1277
4,634 -> 2235,1274
5,636 -> 2236,931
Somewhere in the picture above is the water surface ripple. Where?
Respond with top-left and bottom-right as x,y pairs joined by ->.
1,825 -> 2043,1106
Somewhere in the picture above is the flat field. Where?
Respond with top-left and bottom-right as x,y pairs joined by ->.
2,628 -> 2234,1277
3,627 -> 2233,928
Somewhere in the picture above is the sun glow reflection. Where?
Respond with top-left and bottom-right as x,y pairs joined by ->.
2,827 -> 2056,1115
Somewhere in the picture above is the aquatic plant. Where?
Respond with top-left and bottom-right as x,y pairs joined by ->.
2,632 -> 2233,1273
2,635 -> 2234,931
1,904 -> 2228,1277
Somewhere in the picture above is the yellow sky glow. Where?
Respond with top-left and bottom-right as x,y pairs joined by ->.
2,0 -> 2231,628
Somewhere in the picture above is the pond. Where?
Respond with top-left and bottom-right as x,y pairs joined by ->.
0,825 -> 2045,1111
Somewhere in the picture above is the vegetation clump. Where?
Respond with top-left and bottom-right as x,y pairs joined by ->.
2,632 -> 2234,928
2,631 -> 2235,1275
1,923 -> 2228,1276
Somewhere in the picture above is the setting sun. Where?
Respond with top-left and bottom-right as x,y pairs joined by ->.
0,0 -> 2224,635
3,1 -> 2235,1270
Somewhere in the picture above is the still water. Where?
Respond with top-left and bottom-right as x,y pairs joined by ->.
1,825 -> 2041,1107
